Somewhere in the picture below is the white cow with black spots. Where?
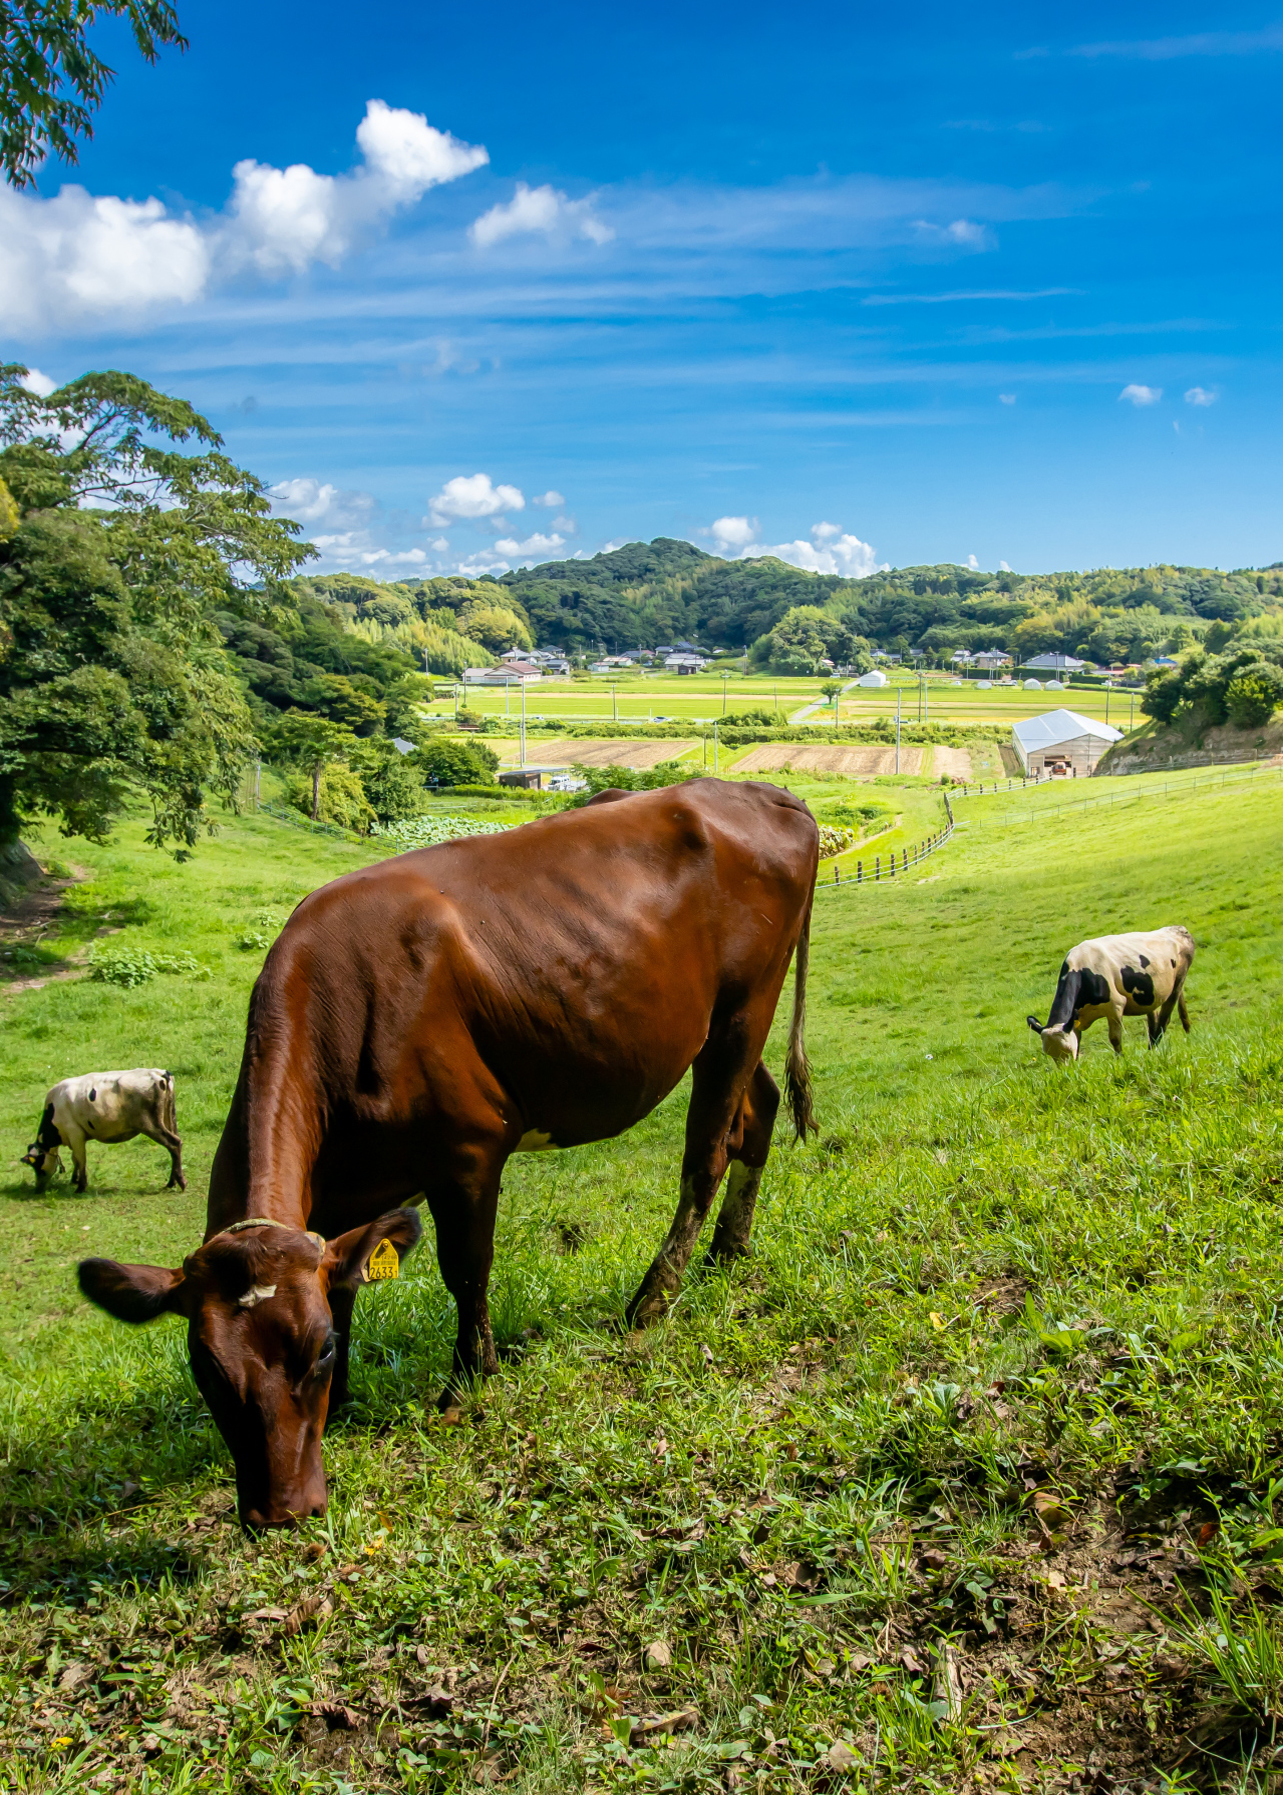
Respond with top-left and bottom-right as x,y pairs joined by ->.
1027,926 -> 1195,1062
21,1070 -> 185,1193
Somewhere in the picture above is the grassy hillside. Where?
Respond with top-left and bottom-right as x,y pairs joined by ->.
1,778 -> 1282,1791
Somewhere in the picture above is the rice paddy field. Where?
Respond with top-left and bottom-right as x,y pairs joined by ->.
426,674 -> 1140,737
1,763 -> 1281,1793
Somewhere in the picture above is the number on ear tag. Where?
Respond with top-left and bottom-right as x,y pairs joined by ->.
366,1239 -> 400,1282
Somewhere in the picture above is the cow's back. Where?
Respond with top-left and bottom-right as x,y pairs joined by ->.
229,780 -> 817,1187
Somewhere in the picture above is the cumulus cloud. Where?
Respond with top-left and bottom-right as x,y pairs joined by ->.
225,100 -> 487,276
1119,383 -> 1162,406
1185,385 -> 1218,406
702,517 -> 882,578
492,531 -> 566,560
455,551 -> 514,578
470,181 -> 612,249
710,515 -> 758,551
0,100 -> 487,329
531,489 -> 565,507
269,476 -> 377,531
18,367 -> 58,396
999,559 -> 1012,571
427,473 -> 525,525
967,554 -> 980,569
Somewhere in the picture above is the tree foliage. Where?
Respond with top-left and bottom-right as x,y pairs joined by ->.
1,0 -> 186,188
412,737 -> 499,789
1140,644 -> 1283,732
0,365 -> 312,852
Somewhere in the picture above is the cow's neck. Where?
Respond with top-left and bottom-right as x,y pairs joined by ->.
204,1058 -> 323,1240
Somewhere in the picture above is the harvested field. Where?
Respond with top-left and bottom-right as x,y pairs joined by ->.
732,741 -> 924,777
931,745 -> 973,782
499,738 -> 697,770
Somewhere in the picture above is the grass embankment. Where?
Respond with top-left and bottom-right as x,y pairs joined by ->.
1,781 -> 1282,1791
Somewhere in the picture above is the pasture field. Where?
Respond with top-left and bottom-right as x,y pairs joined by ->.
1,776 -> 1282,1793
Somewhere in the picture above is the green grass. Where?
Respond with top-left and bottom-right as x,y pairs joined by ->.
2,777 -> 1283,1790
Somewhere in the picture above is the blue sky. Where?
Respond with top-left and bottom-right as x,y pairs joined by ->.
2,0 -> 1280,579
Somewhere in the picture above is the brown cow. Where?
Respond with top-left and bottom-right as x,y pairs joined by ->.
78,779 -> 818,1527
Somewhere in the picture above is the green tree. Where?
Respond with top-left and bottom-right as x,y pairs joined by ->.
1225,663 -> 1283,729
267,711 -> 357,821
349,737 -> 427,824
457,601 -> 533,653
1,0 -> 187,188
0,365 -> 310,852
300,672 -> 386,735
412,737 -> 499,788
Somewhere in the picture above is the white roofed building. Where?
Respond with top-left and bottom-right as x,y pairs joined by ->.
1012,708 -> 1122,777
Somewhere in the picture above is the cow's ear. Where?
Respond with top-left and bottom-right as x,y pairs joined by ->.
1026,1016 -> 1044,1033
78,1258 -> 186,1324
322,1208 -> 424,1292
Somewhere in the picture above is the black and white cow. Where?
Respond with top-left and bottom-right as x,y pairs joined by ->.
21,1071 -> 185,1193
1027,927 -> 1195,1062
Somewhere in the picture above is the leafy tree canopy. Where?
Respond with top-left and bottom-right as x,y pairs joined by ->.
1,0 -> 186,188
0,364 -> 311,852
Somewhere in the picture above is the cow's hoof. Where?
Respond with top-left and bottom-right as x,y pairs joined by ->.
704,1239 -> 750,1268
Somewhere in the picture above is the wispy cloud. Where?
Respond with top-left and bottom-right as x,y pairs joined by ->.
1119,383 -> 1162,406
470,182 -> 611,249
1070,24 -> 1283,59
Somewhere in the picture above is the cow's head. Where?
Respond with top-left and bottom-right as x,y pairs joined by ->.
1026,1016 -> 1080,1062
77,1209 -> 422,1528
21,1105 -> 63,1188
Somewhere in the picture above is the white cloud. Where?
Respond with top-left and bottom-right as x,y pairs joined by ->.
0,100 -> 486,328
967,554 -> 980,569
1185,385 -> 1218,406
710,515 -> 758,550
999,392 -> 1017,404
550,514 -> 576,533
0,186 -> 210,329
750,522 -> 884,579
427,473 -> 525,525
470,181 -> 612,249
454,552 -> 513,577
913,216 -> 992,249
1119,383 -> 1162,406
945,218 -> 986,244
269,476 -> 377,530
999,559 -> 1012,571
492,531 -> 566,560
225,101 -> 487,276
531,489 -> 565,507
18,367 -> 58,396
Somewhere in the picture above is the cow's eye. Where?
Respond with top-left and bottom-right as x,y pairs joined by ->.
315,1333 -> 337,1373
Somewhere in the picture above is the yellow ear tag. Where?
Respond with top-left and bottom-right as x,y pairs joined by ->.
365,1238 -> 400,1282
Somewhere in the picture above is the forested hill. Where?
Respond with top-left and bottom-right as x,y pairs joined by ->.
497,538 -> 1283,665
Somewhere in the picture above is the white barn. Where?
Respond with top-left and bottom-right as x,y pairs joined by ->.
852,668 -> 888,688
1012,708 -> 1123,777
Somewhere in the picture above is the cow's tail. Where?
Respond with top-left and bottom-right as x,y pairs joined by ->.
1178,990 -> 1191,1033
784,899 -> 818,1143
160,1072 -> 178,1134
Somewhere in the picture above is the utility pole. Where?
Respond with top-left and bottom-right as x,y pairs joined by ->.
895,684 -> 902,775
721,673 -> 731,715
454,684 -> 460,721
520,678 -> 527,767
1105,681 -> 1110,728
713,719 -> 719,774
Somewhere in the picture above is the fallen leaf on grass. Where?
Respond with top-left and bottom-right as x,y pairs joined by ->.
826,1740 -> 859,1771
439,1406 -> 464,1426
1195,1520 -> 1219,1548
1044,1570 -> 1066,1590
316,1701 -> 360,1730
899,1647 -> 926,1675
1031,1489 -> 1071,1529
284,1593 -> 334,1635
929,1312 -> 947,1331
241,1607 -> 288,1624
629,1706 -> 698,1744
988,1731 -> 1023,1758
643,1640 -> 672,1670
919,1548 -> 951,1572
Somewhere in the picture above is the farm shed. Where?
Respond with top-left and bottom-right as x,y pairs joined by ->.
1012,708 -> 1123,776
852,669 -> 888,688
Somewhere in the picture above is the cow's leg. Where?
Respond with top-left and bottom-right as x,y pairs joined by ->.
140,1124 -> 186,1190
325,1283 -> 358,1425
65,1128 -> 89,1192
1147,1009 -> 1162,1046
707,1060 -> 780,1264
1178,987 -> 1191,1032
627,1031 -> 758,1327
1107,1012 -> 1124,1054
425,1159 -> 505,1402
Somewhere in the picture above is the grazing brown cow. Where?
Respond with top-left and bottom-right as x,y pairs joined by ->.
78,779 -> 818,1527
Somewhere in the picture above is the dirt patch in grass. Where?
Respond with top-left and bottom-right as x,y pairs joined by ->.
500,739 -> 698,770
733,743 -> 925,777
932,746 -> 974,782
